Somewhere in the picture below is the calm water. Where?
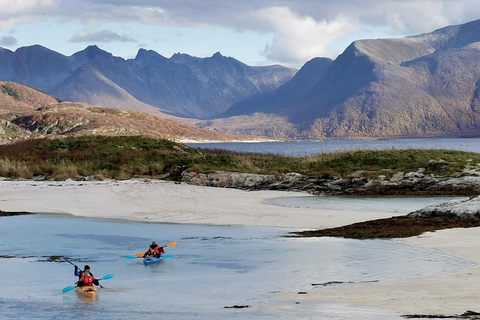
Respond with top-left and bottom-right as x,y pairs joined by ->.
189,137 -> 480,156
264,195 -> 467,214
0,209 -> 473,320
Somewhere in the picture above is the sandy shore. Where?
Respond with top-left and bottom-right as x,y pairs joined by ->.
274,227 -> 480,316
0,179 -> 399,229
1,179 -> 479,316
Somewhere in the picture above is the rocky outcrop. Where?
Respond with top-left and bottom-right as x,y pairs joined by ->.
409,196 -> 480,219
181,171 -> 275,189
180,169 -> 480,196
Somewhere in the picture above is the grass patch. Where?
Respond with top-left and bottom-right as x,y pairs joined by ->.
0,84 -> 20,100
0,135 -> 479,180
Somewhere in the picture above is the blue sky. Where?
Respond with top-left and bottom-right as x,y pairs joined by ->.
0,1 -> 479,68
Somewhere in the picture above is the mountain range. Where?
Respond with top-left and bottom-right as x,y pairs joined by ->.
208,19 -> 480,139
0,46 -> 296,120
1,19 -> 479,140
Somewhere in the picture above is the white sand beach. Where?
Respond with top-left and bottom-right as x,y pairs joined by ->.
1,179 -> 479,316
0,179 -> 399,229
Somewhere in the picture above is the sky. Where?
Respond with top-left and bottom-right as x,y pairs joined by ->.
0,0 -> 479,68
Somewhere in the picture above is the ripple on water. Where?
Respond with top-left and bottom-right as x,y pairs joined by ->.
0,214 -> 473,320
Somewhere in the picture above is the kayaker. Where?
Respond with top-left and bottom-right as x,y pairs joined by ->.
75,265 -> 99,287
143,241 -> 165,258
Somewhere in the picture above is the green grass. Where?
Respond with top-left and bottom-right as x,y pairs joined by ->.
0,136 -> 479,180
0,84 -> 20,100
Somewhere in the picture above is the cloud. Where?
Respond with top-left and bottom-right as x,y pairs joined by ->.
0,0 -> 479,64
0,35 -> 17,46
70,30 -> 137,43
256,7 -> 359,64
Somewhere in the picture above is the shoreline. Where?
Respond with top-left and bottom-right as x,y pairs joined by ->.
275,227 -> 480,316
1,179 -> 479,316
0,179 -> 403,229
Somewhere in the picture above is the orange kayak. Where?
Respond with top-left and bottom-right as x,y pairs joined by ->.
75,285 -> 97,299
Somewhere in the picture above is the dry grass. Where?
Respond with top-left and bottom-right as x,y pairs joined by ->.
0,136 -> 479,180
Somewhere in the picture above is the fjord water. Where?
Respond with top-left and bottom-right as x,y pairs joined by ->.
189,137 -> 480,156
0,208 -> 472,320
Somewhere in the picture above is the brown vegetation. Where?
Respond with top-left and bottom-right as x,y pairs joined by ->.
0,81 -> 257,144
291,216 -> 480,239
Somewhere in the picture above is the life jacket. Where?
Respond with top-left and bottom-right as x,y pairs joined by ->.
79,271 -> 94,286
147,245 -> 164,256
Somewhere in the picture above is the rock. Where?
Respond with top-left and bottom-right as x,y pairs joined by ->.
390,172 -> 404,182
349,170 -> 365,178
409,196 -> 480,219
181,169 -> 480,196
281,172 -> 302,183
434,176 -> 480,193
182,171 -> 274,189
404,171 -> 425,179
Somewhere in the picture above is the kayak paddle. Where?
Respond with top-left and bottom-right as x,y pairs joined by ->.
62,286 -> 75,293
132,241 -> 177,258
126,254 -> 174,259
98,274 -> 114,281
63,258 -> 78,268
61,274 -> 112,293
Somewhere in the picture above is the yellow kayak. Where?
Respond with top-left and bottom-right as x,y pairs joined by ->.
75,285 -> 97,299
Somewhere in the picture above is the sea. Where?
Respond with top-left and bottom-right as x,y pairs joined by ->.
187,137 -> 480,156
1,138 -> 478,319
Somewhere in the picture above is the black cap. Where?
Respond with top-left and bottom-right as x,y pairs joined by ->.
84,265 -> 90,270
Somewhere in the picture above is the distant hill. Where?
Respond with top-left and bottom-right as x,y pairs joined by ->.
0,46 -> 296,119
213,19 -> 480,139
0,81 -> 255,144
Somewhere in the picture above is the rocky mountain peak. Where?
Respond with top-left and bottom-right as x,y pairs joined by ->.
134,48 -> 168,66
169,52 -> 200,64
212,51 -> 224,58
81,45 -> 112,59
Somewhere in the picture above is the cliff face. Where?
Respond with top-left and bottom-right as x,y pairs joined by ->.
221,19 -> 480,139
0,46 -> 296,120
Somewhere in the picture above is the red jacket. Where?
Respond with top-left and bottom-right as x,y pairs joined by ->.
79,271 -> 95,286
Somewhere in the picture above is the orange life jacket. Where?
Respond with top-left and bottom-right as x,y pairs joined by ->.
79,272 -> 94,286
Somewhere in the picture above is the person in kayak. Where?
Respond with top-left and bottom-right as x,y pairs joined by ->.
143,241 -> 165,258
75,265 -> 99,287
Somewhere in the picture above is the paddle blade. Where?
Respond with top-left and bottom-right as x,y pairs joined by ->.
135,252 -> 144,258
163,254 -> 174,258
100,274 -> 113,281
62,286 -> 75,293
166,241 -> 176,248
126,255 -> 138,260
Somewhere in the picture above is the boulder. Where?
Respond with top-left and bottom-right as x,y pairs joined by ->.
409,196 -> 480,219
390,172 -> 404,182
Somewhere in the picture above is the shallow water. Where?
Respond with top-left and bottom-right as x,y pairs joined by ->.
264,195 -> 467,215
0,210 -> 474,320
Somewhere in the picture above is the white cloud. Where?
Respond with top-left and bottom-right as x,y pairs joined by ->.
256,7 -> 359,64
0,0 -> 57,15
70,30 -> 137,43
